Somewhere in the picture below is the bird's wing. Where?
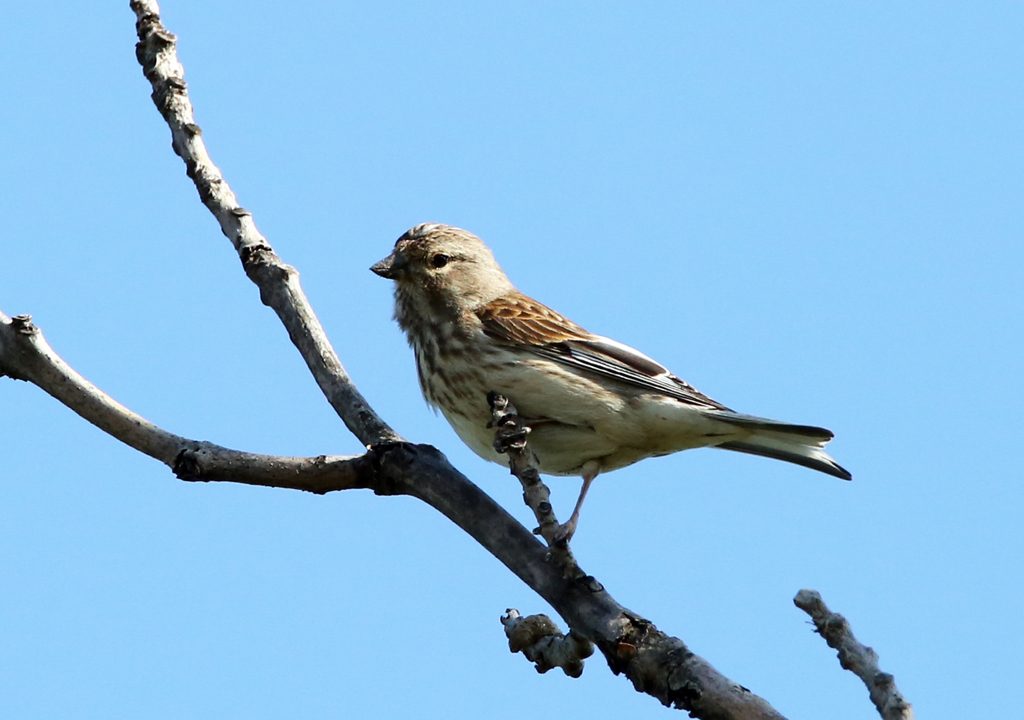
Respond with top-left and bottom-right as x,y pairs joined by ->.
477,292 -> 730,410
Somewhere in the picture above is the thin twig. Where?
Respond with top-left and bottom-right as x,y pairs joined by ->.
795,590 -> 913,720
487,392 -> 577,560
129,0 -> 398,447
0,312 -> 369,493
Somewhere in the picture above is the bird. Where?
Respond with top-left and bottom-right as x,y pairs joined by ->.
371,223 -> 850,541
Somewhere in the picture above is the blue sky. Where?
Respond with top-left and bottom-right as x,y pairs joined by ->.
2,2 -> 1020,718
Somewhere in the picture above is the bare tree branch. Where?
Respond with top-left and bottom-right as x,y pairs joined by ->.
0,3 -> 898,718
118,3 -> 788,716
0,311 -> 370,493
373,442 -> 789,719
129,0 -> 398,447
794,590 -> 914,720
0,303 -> 788,716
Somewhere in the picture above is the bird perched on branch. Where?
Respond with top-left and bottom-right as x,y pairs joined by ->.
371,223 -> 850,541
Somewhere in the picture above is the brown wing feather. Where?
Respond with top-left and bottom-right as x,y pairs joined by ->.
476,292 -> 729,410
477,291 -> 590,345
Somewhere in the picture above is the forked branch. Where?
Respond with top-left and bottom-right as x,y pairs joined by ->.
0,2 -> 911,718
0,307 -> 785,718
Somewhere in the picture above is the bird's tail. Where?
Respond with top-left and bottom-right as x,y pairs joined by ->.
707,412 -> 852,480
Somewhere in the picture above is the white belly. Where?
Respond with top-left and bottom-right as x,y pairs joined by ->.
428,354 -> 737,476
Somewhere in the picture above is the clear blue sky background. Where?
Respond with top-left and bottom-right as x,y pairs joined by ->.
2,3 -> 1020,718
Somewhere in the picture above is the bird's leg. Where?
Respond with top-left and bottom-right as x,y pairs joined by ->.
555,461 -> 600,543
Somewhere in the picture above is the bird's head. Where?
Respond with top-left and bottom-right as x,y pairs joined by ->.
371,224 -> 514,324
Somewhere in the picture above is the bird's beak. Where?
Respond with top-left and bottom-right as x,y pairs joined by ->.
370,252 -> 402,279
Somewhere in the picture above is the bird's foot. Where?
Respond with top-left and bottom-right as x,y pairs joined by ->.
492,423 -> 531,454
552,518 -> 578,545
487,391 -> 533,453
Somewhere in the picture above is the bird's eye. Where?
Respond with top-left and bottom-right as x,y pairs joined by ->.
430,254 -> 450,269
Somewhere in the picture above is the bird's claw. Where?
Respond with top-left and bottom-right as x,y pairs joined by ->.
492,423 -> 531,454
552,520 -> 577,545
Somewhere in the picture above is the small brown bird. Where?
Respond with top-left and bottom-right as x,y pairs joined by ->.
372,223 -> 850,540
